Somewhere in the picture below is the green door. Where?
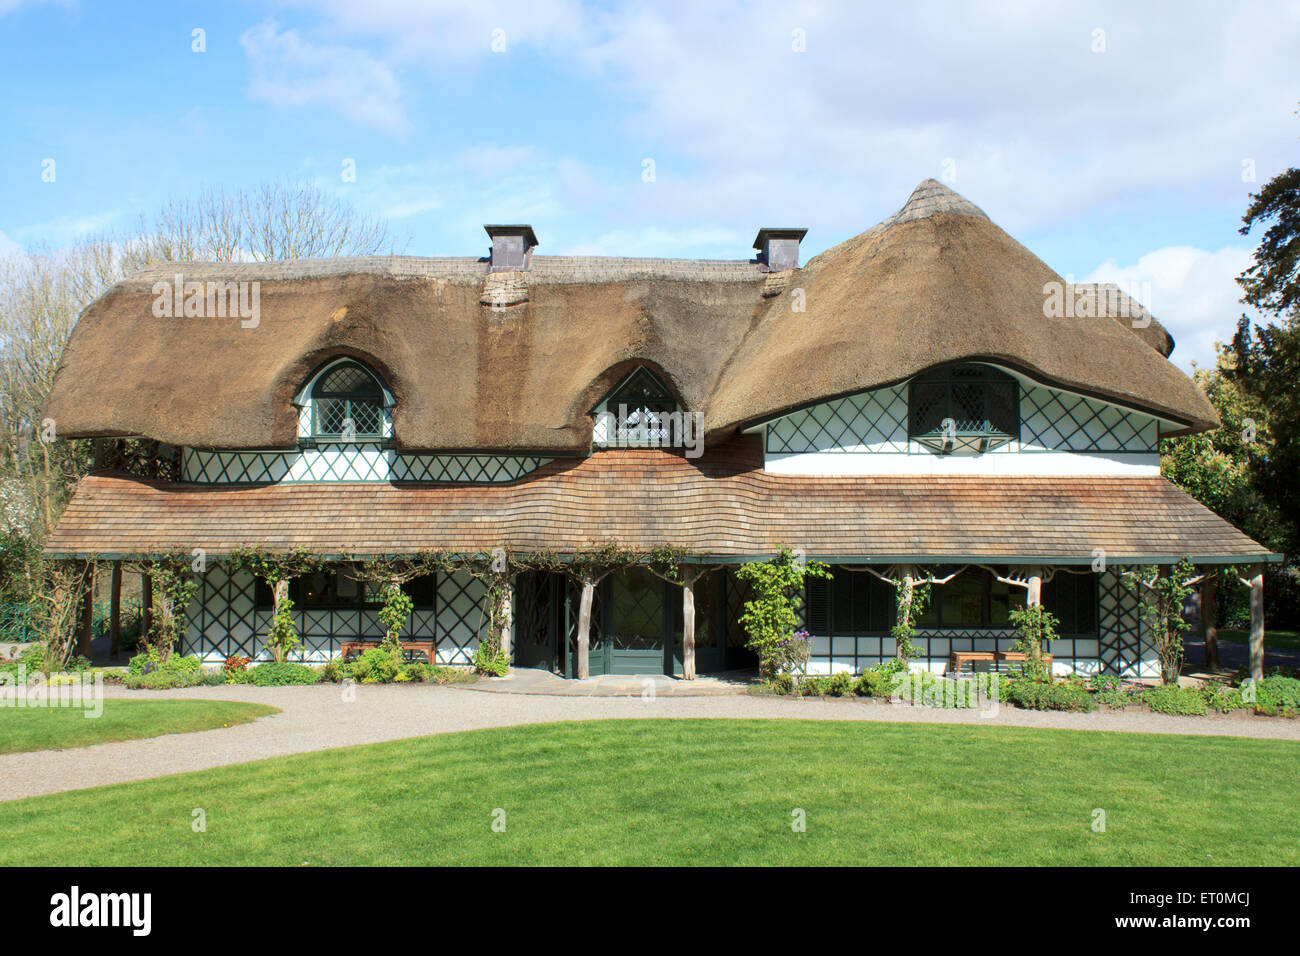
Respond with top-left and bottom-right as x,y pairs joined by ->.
604,568 -> 668,675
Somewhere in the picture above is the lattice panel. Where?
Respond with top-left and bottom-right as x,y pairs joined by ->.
1096,568 -> 1154,678
436,571 -> 487,665
766,385 -> 909,454
1021,384 -> 1160,453
184,566 -> 462,664
183,447 -> 550,485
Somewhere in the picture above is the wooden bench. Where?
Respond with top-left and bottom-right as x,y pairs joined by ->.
339,639 -> 437,666
948,650 -> 1053,678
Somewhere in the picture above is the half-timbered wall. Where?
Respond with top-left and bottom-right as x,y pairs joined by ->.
761,372 -> 1165,476
802,567 -> 1154,678
181,446 -> 552,484
181,565 -> 488,664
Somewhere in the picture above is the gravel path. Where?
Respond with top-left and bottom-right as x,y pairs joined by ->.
2,683 -> 1298,803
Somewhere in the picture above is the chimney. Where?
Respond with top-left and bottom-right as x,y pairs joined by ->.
752,227 -> 808,272
485,224 -> 538,272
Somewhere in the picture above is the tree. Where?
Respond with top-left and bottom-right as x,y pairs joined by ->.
1161,348 -> 1279,551
1226,158 -> 1300,557
0,181 -> 403,607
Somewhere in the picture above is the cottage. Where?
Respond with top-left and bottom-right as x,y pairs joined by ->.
41,180 -> 1279,680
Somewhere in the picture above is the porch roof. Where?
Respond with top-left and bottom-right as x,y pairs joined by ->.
43,437 -> 1277,565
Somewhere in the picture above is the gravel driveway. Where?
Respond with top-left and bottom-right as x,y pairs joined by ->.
2,682 -> 1298,802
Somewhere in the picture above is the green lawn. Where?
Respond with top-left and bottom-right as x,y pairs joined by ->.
1220,628 -> 1300,652
0,700 -> 279,754
0,719 -> 1295,866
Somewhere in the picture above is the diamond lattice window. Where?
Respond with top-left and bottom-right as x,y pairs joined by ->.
594,368 -> 680,446
908,364 -> 1019,454
311,361 -> 385,443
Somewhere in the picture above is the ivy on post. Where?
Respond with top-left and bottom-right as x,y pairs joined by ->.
736,548 -> 830,686
859,564 -> 962,666
1121,556 -> 1203,685
229,546 -> 326,663
129,550 -> 200,663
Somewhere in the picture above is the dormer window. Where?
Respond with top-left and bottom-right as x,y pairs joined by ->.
908,364 -> 1018,454
592,368 -> 680,446
308,360 -> 388,443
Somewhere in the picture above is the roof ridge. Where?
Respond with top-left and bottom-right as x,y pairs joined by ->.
884,178 -> 990,227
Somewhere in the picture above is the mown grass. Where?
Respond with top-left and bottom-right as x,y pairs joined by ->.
0,699 -> 279,754
2,719 -> 1295,865
1220,628 -> 1300,652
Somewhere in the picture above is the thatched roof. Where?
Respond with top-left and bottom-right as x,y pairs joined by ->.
44,437 -> 1273,561
42,180 -> 1214,451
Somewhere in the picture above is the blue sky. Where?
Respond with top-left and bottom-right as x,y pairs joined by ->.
1,0 -> 1297,370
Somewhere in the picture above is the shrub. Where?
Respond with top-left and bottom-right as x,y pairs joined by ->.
249,662 -> 321,686
824,672 -> 854,697
799,675 -> 828,696
736,550 -> 830,680
1088,673 -> 1124,693
767,673 -> 794,695
1202,683 -> 1245,713
854,661 -> 906,698
1248,674 -> 1300,716
348,646 -> 402,684
473,638 -> 510,677
1143,685 -> 1208,716
1007,678 -> 1097,712
1097,688 -> 1135,709
125,649 -> 204,689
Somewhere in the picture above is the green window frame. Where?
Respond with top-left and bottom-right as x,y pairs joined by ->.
597,368 -> 679,446
310,361 -> 386,442
908,364 -> 1019,453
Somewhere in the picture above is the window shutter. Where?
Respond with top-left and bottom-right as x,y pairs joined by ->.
806,577 -> 830,634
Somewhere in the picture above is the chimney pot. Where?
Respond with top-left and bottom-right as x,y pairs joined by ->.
753,227 -> 808,271
484,224 -> 539,272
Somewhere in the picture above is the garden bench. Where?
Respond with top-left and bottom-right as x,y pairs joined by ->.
948,650 -> 1053,678
339,639 -> 437,666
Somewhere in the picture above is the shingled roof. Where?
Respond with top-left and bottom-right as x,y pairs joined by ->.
44,437 -> 1272,563
41,180 -> 1214,452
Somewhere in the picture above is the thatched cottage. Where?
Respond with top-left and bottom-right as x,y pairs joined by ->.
41,181 -> 1277,679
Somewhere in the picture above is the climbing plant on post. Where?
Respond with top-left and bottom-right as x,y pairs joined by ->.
33,556 -> 96,675
736,549 -> 830,684
861,564 -> 963,667
230,546 -> 325,663
1122,556 -> 1202,685
130,550 -> 200,662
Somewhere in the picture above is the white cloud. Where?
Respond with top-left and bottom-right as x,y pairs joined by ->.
0,229 -> 19,258
240,20 -> 410,136
1083,245 -> 1255,371
272,0 -> 1300,236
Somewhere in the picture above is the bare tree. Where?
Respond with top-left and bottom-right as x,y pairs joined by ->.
0,179 -> 404,587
